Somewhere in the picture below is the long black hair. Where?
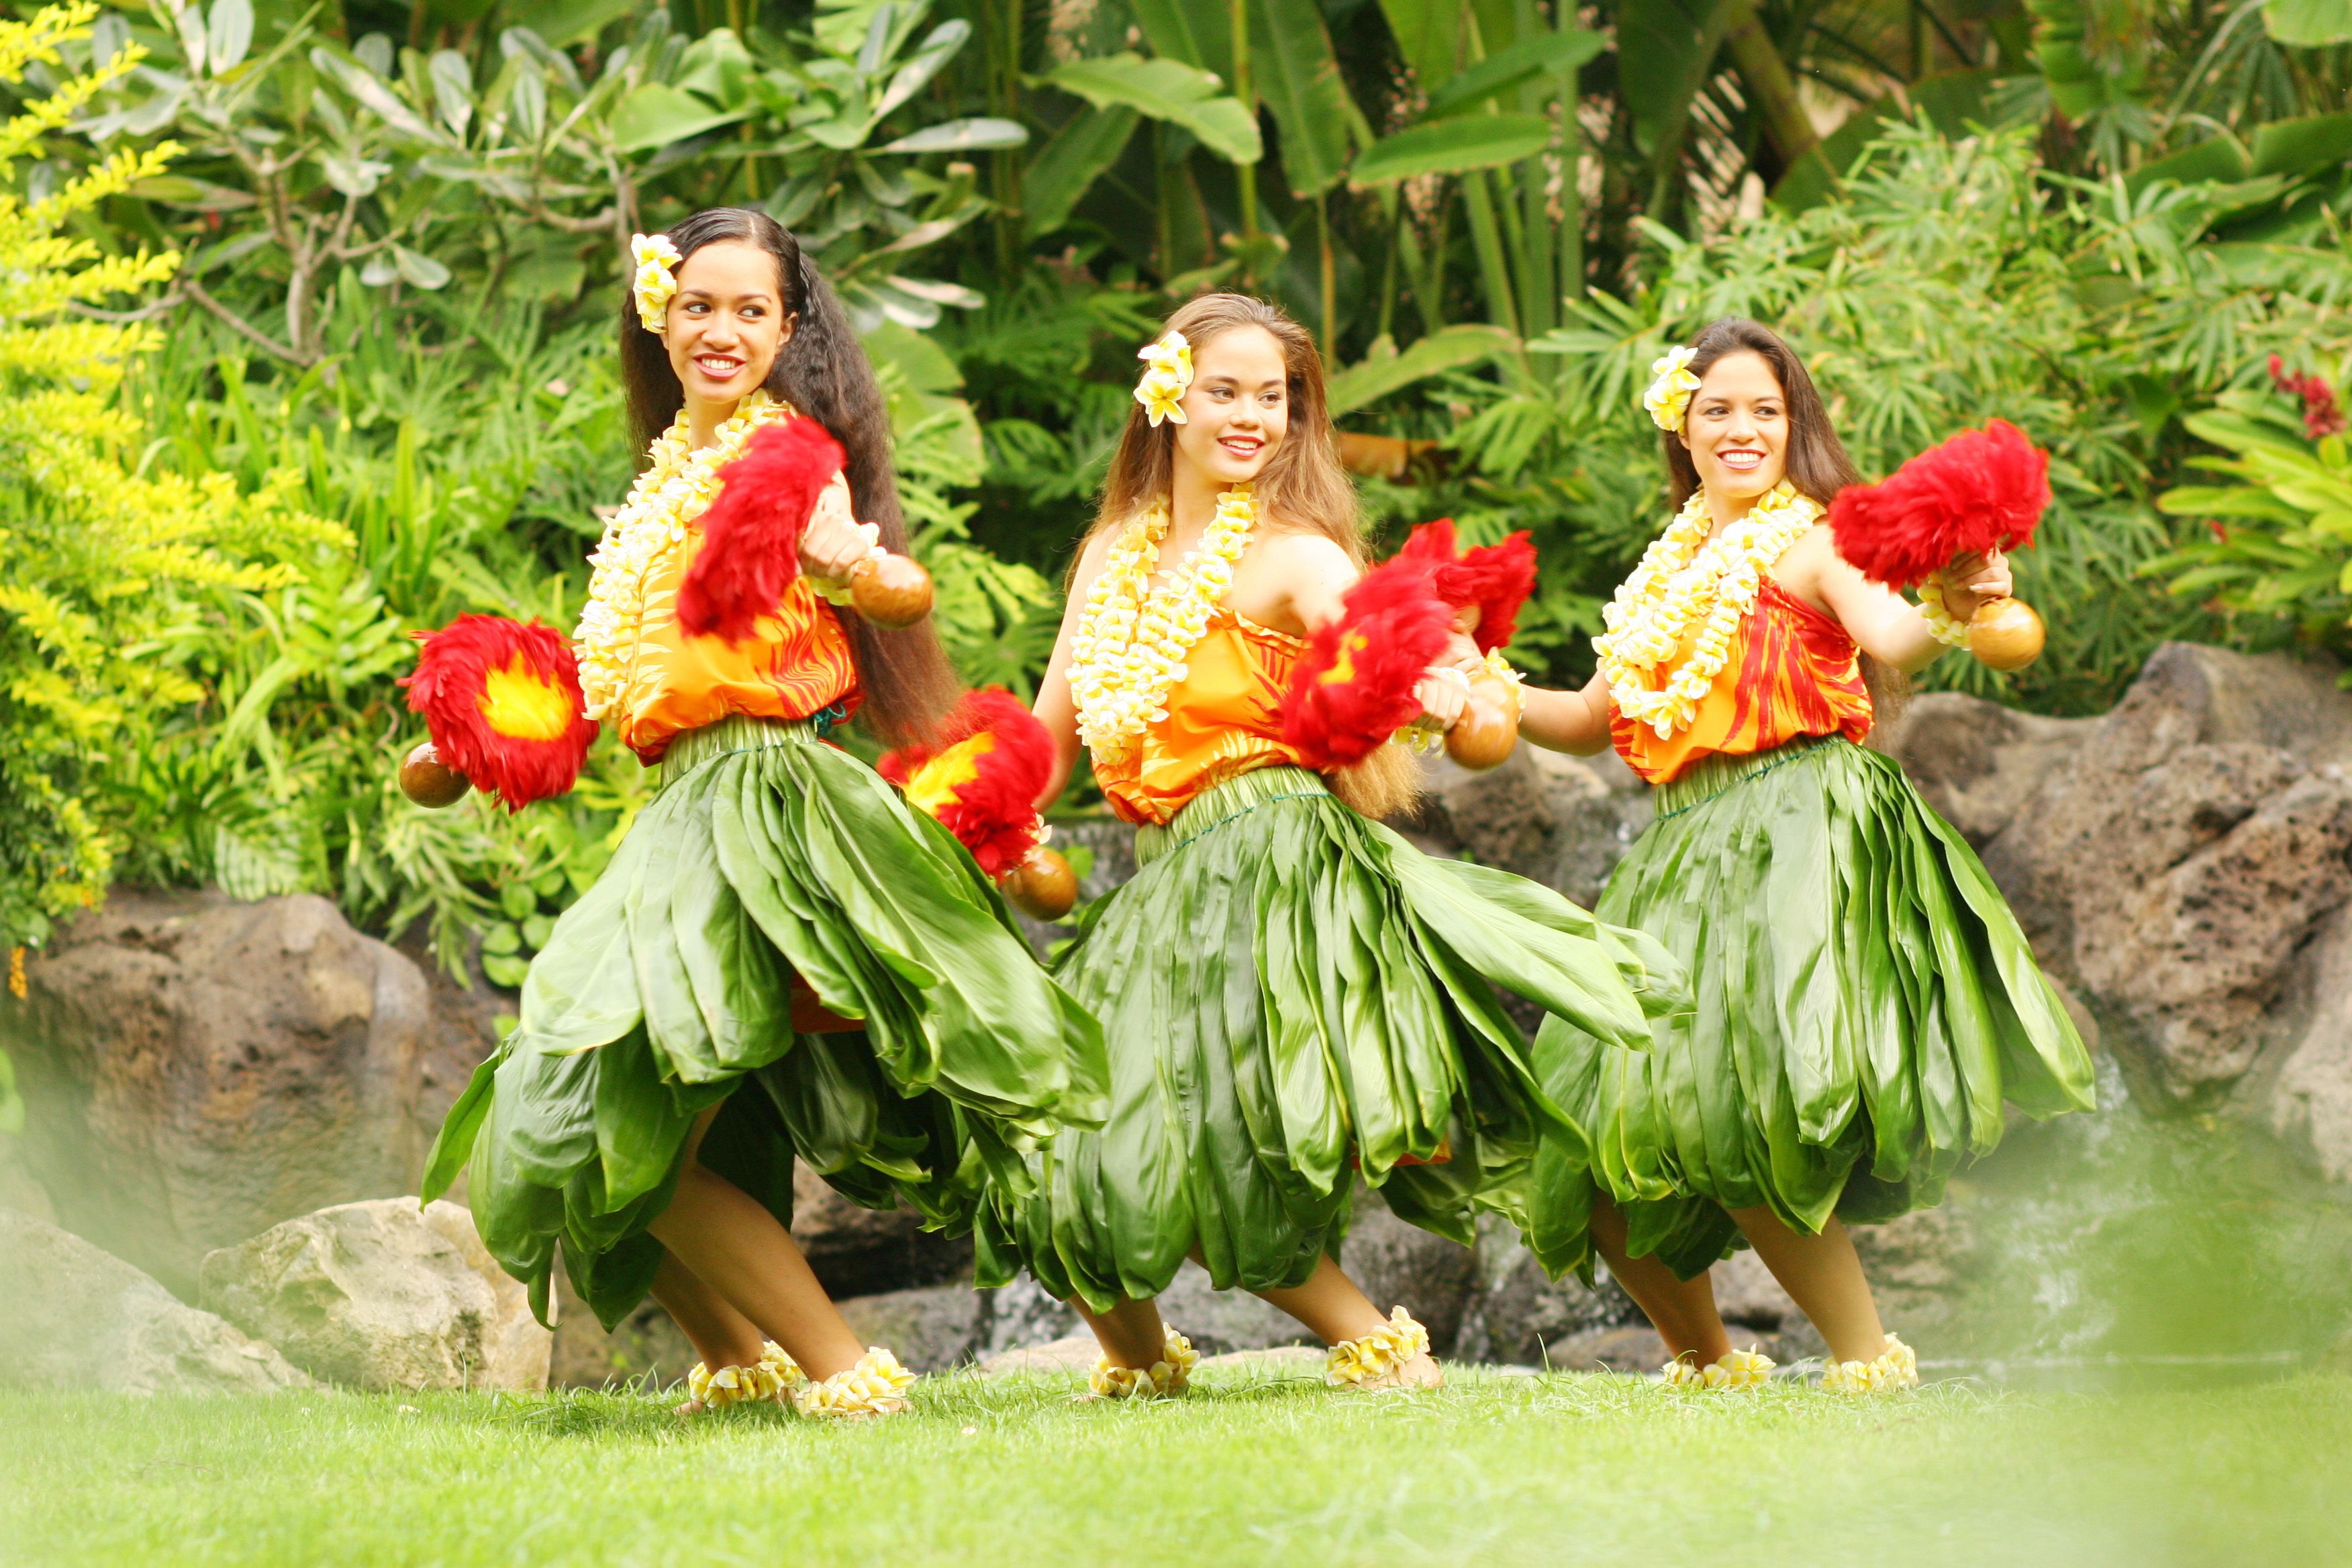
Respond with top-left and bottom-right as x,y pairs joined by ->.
1665,315 -> 1904,728
619,207 -> 958,746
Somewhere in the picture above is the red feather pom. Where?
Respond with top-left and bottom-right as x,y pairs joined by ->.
1281,556 -> 1455,769
1827,420 -> 2051,591
401,616 -> 597,811
1395,519 -> 1538,652
677,417 -> 848,642
878,688 -> 1052,876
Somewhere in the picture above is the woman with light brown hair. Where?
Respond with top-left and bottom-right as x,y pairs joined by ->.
973,294 -> 1680,1393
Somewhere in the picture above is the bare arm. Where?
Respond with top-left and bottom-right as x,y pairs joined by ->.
1518,672 -> 1614,755
1030,532 -> 1115,812
1260,532 -> 1467,728
1792,527 -> 2013,675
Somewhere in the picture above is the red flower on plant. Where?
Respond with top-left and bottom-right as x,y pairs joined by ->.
2267,354 -> 2345,442
401,616 -> 597,810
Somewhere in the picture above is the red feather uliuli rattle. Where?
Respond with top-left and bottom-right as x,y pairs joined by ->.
1826,419 -> 2051,673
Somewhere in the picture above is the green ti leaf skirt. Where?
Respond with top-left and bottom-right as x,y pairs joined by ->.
420,715 -> 1108,1329
1530,735 -> 2096,1281
975,765 -> 1687,1314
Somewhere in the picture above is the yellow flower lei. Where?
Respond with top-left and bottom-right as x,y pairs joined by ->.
1661,1345 -> 1777,1391
687,1340 -> 805,1408
573,390 -> 796,722
791,1346 -> 917,1418
1067,485 -> 1256,765
1326,1307 -> 1430,1386
1593,481 -> 1822,740
631,232 -> 680,334
1820,1332 -> 1919,1395
1914,578 -> 1973,648
1089,1328 -> 1198,1400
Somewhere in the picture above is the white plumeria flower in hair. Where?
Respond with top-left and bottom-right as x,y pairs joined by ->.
1135,330 -> 1193,427
631,232 -> 682,335
1643,344 -> 1702,432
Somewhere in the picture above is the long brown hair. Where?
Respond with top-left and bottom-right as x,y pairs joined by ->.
1665,316 -> 1906,728
1087,293 -> 1419,819
619,207 -> 958,746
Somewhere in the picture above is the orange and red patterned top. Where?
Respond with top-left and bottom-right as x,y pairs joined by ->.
1092,607 -> 1313,825
609,526 -> 861,765
1610,577 -> 1871,786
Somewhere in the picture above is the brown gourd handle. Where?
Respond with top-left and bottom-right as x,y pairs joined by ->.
1966,595 -> 2045,673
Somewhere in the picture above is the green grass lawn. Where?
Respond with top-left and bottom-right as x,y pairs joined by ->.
4,1365 -> 2348,1568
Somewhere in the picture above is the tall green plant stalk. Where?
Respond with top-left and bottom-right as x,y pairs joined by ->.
1228,0 -> 1260,252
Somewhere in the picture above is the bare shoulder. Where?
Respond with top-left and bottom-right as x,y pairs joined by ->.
1248,524 -> 1357,583
1770,522 -> 1841,603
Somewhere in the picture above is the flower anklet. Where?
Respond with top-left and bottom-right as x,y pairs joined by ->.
792,1347 -> 918,1418
1820,1333 -> 1918,1394
1659,1346 -> 1777,1390
685,1340 -> 805,1410
1326,1308 -> 1431,1387
1089,1329 -> 1198,1399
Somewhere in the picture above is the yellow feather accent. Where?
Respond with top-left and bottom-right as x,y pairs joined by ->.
902,733 -> 995,818
477,656 -> 575,741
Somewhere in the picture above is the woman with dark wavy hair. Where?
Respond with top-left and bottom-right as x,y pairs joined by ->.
424,209 -> 1105,1419
1508,317 -> 2092,1392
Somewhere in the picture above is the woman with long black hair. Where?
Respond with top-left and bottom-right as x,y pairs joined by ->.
423,209 -> 1105,1418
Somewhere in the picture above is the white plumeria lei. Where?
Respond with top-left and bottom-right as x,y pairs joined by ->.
687,1340 -> 805,1408
1644,344 -> 1702,432
1913,577 -> 1973,648
1820,1332 -> 1919,1395
1594,481 -> 1822,740
631,232 -> 681,334
1067,484 -> 1256,764
1089,1328 -> 1199,1400
573,390 -> 796,722
1134,330 -> 1193,426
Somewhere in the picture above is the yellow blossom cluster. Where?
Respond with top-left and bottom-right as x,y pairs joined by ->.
1593,482 -> 1821,739
1914,578 -> 1974,648
1089,1328 -> 1199,1400
1067,485 -> 1256,764
630,232 -> 681,334
1325,1307 -> 1430,1386
687,1340 -> 806,1408
573,391 -> 797,720
1134,330 -> 1193,426
1820,1332 -> 1919,1394
792,1346 -> 917,1418
1643,344 -> 1702,432
1661,1346 -> 1777,1390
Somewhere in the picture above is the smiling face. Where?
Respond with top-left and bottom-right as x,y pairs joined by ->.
664,240 -> 793,411
1679,348 -> 1789,508
1172,324 -> 1289,486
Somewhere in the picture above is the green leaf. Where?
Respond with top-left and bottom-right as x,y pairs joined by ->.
392,246 -> 450,289
499,0 -> 640,47
1046,54 -> 1263,166
500,881 -> 538,920
521,913 -> 556,950
309,46 -> 448,144
1249,0 -> 1356,197
1129,0 -> 1230,75
1024,103 -> 1140,238
481,920 -> 523,955
0,1048 -> 22,1138
428,50 -> 474,138
1617,0 -> 1730,161
1349,113 -> 1551,187
207,0 -> 254,75
2251,112 -> 2352,179
874,21 -> 972,120
482,952 -> 532,988
1425,29 -> 1603,119
1376,0 -> 1462,84
2124,136 -> 2253,196
609,82 -> 748,152
878,117 -> 1029,154
1326,324 -> 1518,416
2265,0 -> 2352,44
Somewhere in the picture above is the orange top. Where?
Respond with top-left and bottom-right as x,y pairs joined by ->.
1092,607 -> 1312,826
611,528 -> 861,765
1611,577 -> 1871,785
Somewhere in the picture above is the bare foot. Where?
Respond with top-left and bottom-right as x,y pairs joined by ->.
1353,1350 -> 1444,1391
673,1398 -> 709,1418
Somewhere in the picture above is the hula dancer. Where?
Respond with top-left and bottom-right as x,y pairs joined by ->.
420,209 -> 1106,1419
975,295 -> 1680,1395
1508,317 -> 2095,1391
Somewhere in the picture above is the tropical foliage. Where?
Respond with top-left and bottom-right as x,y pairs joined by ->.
3,0 -> 2349,971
